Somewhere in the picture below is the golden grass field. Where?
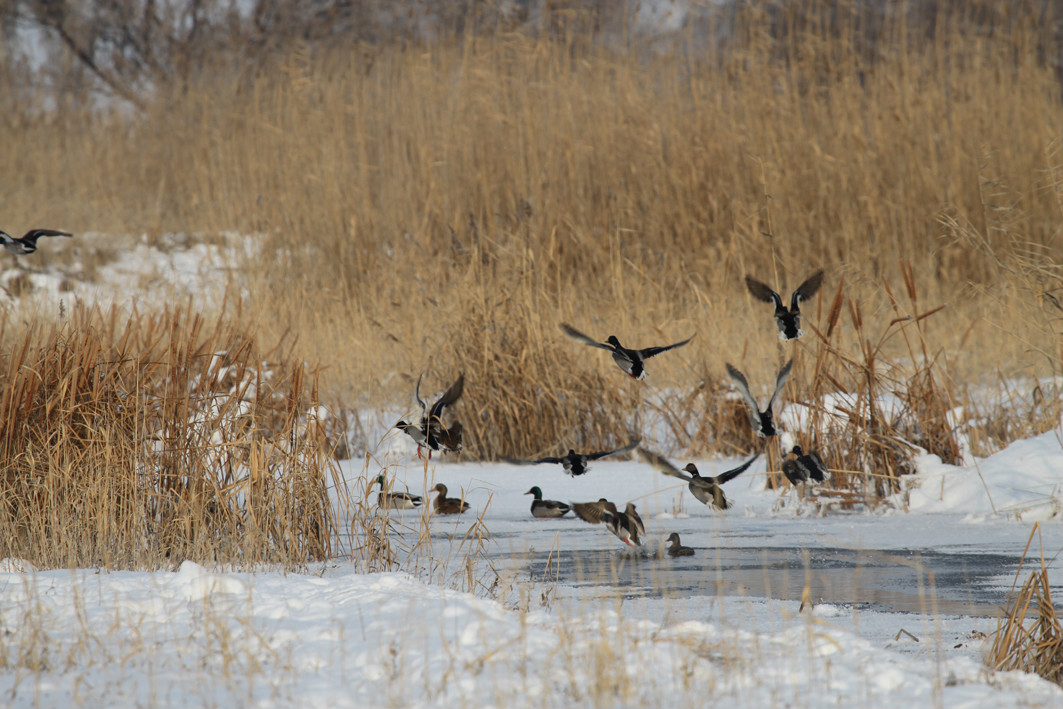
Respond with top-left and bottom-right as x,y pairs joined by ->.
0,6 -> 1060,682
0,1 -> 1060,565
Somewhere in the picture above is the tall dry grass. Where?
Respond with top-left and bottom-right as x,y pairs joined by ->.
0,1 -> 1060,466
987,524 -> 1063,687
0,303 -> 339,569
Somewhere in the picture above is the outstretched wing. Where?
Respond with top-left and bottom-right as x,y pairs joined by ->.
639,335 -> 694,359
559,323 -> 614,351
712,450 -> 762,486
586,438 -> 641,462
637,446 -> 691,482
429,373 -> 465,419
790,270 -> 824,310
725,363 -> 762,423
744,276 -> 782,306
22,228 -> 73,242
502,456 -> 563,466
412,373 -> 427,419
571,500 -> 612,525
766,359 -> 793,410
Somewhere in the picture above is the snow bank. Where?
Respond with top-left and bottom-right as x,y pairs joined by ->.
905,422 -> 1063,520
0,562 -> 1060,708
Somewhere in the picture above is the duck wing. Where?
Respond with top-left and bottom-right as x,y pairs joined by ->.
585,438 -> 641,462
432,421 -> 463,452
638,335 -> 694,359
502,455 -> 564,465
790,270 -> 825,310
23,228 -> 73,242
637,446 -> 692,482
711,450 -> 762,486
411,373 -> 428,421
725,363 -> 763,425
624,504 -> 646,537
571,500 -> 613,525
560,323 -> 615,352
803,449 -> 829,482
429,373 -> 464,419
766,359 -> 793,411
745,276 -> 783,306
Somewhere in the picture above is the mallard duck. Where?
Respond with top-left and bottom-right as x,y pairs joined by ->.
726,359 -> 793,438
782,445 -> 830,485
373,475 -> 423,509
623,502 -> 645,540
571,498 -> 643,546
560,323 -> 693,380
524,486 -> 571,518
638,446 -> 761,511
430,483 -> 470,514
395,373 -> 464,458
665,532 -> 695,557
0,228 -> 72,255
503,438 -> 640,477
745,270 -> 824,341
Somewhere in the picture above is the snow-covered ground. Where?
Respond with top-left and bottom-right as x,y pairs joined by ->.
1,420 -> 1061,708
1,236 -> 1061,707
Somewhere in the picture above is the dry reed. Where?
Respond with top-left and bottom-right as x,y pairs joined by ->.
0,1 -> 1059,473
987,524 -> 1063,687
0,302 -> 338,569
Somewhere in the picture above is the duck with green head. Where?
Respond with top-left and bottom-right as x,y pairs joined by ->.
373,475 -> 422,510
524,487 -> 571,518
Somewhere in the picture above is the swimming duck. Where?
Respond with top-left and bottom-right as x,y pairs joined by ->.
571,498 -> 643,546
560,323 -> 693,380
503,438 -> 640,477
781,445 -> 830,485
638,446 -> 761,511
744,270 -> 824,341
725,359 -> 793,438
395,373 -> 464,458
524,486 -> 572,518
0,228 -> 73,255
430,483 -> 470,514
664,532 -> 695,557
373,475 -> 423,509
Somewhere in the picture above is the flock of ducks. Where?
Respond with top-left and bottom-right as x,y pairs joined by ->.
4,223 -> 829,556
379,270 -> 832,558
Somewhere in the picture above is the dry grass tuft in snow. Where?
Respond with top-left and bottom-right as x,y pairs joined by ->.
988,524 -> 1063,687
0,302 -> 341,569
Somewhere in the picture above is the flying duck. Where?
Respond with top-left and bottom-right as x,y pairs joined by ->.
524,486 -> 572,518
744,270 -> 824,341
726,359 -> 793,438
0,228 -> 73,255
571,498 -> 644,546
430,483 -> 470,515
664,532 -> 695,557
782,445 -> 830,485
638,446 -> 761,511
503,438 -> 640,477
560,323 -> 693,380
395,373 -> 464,458
373,475 -> 423,510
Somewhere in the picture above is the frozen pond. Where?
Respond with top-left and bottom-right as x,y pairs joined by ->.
502,542 -> 1025,616
349,438 -> 1063,643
